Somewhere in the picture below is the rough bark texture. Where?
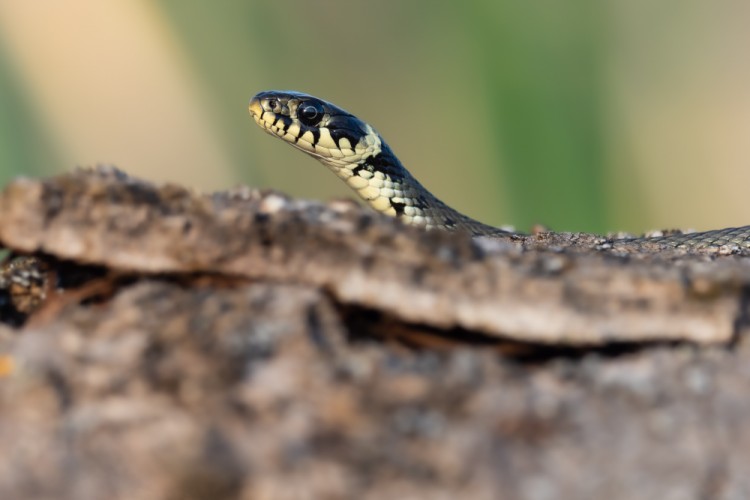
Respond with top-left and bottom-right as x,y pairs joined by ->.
0,167 -> 749,499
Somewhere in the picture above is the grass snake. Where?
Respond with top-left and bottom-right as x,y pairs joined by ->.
249,90 -> 750,253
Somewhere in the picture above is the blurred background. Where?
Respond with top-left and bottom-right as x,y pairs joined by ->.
0,0 -> 748,234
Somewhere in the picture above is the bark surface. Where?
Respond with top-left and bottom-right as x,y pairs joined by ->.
0,167 -> 748,499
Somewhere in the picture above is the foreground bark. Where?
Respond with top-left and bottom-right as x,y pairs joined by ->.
0,167 -> 748,499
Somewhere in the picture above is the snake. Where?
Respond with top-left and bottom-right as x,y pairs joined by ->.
249,90 -> 750,253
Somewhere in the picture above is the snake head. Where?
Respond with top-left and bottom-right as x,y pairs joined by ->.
249,90 -> 382,168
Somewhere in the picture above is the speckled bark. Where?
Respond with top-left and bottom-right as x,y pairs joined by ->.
0,167 -> 749,499
0,167 -> 748,345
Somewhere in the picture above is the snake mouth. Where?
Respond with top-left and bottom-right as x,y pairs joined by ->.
248,98 -> 302,147
247,97 -> 285,135
248,97 -> 263,119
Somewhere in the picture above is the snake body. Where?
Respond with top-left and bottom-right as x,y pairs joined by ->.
249,90 -> 750,251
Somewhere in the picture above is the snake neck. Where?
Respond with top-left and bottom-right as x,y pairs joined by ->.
321,139 -> 508,237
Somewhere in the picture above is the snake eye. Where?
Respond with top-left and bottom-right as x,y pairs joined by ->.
298,102 -> 324,126
266,98 -> 278,111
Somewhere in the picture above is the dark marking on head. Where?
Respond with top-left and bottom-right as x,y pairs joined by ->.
362,148 -> 404,179
277,115 -> 292,132
310,127 -> 320,146
331,128 -> 362,150
443,217 -> 456,227
391,201 -> 407,216
351,165 -> 366,177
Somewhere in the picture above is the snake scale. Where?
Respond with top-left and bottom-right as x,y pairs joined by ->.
249,90 -> 750,253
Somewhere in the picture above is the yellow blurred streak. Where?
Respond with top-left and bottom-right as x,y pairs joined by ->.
0,355 -> 13,377
0,0 -> 235,189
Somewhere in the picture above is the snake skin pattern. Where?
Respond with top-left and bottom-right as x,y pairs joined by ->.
249,90 -> 750,252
